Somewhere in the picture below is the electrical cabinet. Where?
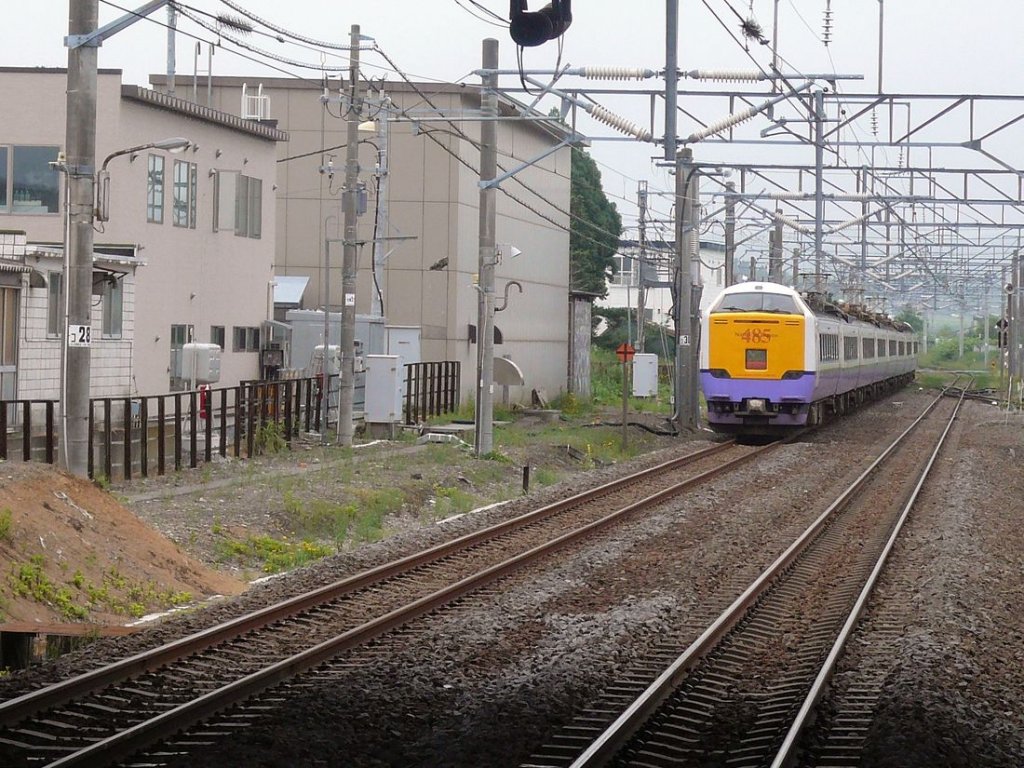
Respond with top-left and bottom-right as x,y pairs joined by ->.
364,355 -> 402,423
632,353 -> 658,397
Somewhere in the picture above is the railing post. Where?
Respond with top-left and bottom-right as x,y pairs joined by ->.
0,401 -> 8,460
284,380 -> 293,445
246,383 -> 256,458
21,401 -> 30,461
88,400 -> 94,479
219,388 -> 228,457
233,386 -> 242,458
103,398 -> 112,481
45,401 -> 54,465
173,393 -> 183,472
122,397 -> 132,480
204,389 -> 212,464
157,396 -> 166,476
140,398 -> 149,478
189,390 -> 198,469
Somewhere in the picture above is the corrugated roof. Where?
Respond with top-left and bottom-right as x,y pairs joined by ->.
121,86 -> 288,142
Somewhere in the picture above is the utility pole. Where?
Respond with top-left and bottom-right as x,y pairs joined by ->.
636,180 -> 648,352
337,24 -> 361,448
475,38 -> 499,456
813,89 -> 825,293
166,4 -> 176,96
674,148 -> 698,431
370,97 -> 391,317
769,209 -> 783,282
664,0 -> 678,162
724,180 -> 736,287
62,0 -> 100,476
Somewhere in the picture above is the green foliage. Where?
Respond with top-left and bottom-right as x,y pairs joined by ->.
895,306 -> 924,333
254,420 -> 287,455
570,147 -> 622,296
10,555 -> 87,621
533,467 -> 559,487
592,307 -> 675,359
431,485 -> 477,519
0,508 -> 12,543
215,535 -> 333,574
92,475 -> 111,491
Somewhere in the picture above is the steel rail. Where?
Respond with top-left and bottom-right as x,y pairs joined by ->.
43,441 -> 778,768
568,384 -> 956,767
0,440 -> 737,729
769,380 -> 971,767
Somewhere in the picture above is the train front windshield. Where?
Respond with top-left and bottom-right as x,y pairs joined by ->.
712,292 -> 799,314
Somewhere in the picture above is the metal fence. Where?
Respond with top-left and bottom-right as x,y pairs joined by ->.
404,361 -> 461,424
0,377 -> 330,480
1,362 -> 463,478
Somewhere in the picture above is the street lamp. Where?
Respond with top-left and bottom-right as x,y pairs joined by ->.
58,135 -> 191,474
95,137 -> 191,221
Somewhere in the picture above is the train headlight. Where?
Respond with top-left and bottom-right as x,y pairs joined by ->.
746,398 -> 766,412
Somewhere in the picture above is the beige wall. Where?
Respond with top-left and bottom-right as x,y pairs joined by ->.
0,69 -> 280,396
188,76 -> 572,401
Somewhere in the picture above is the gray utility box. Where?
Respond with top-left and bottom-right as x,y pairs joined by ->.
364,355 -> 403,424
181,343 -> 222,385
632,353 -> 659,397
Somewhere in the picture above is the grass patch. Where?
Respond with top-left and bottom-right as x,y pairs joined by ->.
215,535 -> 333,574
431,485 -> 477,520
0,508 -> 12,543
533,467 -> 559,486
254,421 -> 288,455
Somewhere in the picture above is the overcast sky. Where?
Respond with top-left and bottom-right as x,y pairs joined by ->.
3,1 -> 1023,232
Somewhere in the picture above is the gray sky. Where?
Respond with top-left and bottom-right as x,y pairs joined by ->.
3,1 -> 1023,240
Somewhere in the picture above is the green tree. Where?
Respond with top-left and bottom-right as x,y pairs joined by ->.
895,306 -> 924,333
570,147 -> 622,296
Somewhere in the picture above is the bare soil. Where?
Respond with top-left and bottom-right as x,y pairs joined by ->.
0,464 -> 243,628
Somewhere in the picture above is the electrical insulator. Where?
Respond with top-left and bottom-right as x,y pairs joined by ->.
578,67 -> 655,80
586,104 -> 653,142
822,0 -> 833,46
870,110 -> 879,137
687,69 -> 765,82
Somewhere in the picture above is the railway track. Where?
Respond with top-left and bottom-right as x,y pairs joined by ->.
525,380 -> 969,768
0,438 -> 775,768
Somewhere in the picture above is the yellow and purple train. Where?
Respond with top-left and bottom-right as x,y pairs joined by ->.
699,281 -> 917,436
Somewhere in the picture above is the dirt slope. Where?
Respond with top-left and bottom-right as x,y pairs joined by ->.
0,463 -> 243,627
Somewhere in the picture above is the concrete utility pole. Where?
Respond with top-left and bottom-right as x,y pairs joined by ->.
337,24 -> 362,448
166,4 -> 176,96
674,148 -> 699,431
813,89 -> 825,293
724,180 -> 736,287
62,0 -> 100,476
636,180 -> 648,352
369,98 -> 391,318
769,209 -> 783,282
664,0 -> 678,162
475,38 -> 499,456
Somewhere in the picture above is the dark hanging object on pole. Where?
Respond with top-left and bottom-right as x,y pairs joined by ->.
509,0 -> 572,47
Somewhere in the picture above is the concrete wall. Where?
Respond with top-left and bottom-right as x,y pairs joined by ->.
177,76 -> 572,403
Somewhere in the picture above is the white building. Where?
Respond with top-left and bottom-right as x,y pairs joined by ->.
600,239 -> 729,328
0,67 -> 285,400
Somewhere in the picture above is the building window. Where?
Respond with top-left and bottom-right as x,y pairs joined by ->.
0,287 -> 17,366
611,253 -> 638,287
214,171 -> 262,238
0,145 -> 60,214
147,154 -> 165,224
210,325 -> 225,350
232,325 -> 260,352
47,270 -> 62,336
172,160 -> 197,228
101,278 -> 123,339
